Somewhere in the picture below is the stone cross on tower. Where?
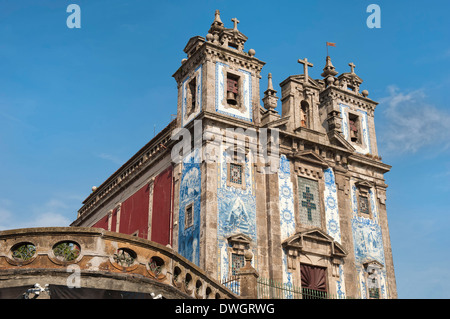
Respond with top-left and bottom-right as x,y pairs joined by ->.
231,17 -> 240,31
349,62 -> 356,74
298,58 -> 313,83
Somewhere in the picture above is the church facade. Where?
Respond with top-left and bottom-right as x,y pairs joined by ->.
71,10 -> 397,299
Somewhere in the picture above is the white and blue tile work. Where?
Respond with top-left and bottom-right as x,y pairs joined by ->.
350,180 -> 388,298
323,167 -> 346,298
217,144 -> 257,280
215,62 -> 252,122
181,65 -> 202,127
278,155 -> 295,296
178,149 -> 201,266
323,168 -> 342,244
278,158 -> 346,298
339,103 -> 371,154
279,155 -> 296,239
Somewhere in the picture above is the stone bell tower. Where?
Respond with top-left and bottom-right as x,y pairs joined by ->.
172,10 -> 266,129
170,10 -> 267,274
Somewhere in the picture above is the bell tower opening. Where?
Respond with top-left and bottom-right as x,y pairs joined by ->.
226,73 -> 240,107
348,113 -> 361,143
187,77 -> 197,116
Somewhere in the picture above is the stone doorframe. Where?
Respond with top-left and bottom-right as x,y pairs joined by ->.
281,227 -> 347,296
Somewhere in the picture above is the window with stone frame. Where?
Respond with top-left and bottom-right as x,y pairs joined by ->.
358,195 -> 370,216
355,181 -> 373,218
185,203 -> 194,229
231,253 -> 245,276
227,234 -> 251,277
364,261 -> 383,299
298,176 -> 321,228
229,163 -> 243,185
227,160 -> 246,189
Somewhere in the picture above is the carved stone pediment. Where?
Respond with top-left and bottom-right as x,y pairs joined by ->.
227,233 -> 251,253
355,180 -> 373,189
281,228 -> 346,271
327,131 -> 356,153
291,75 -> 322,90
362,259 -> 384,269
290,150 -> 329,168
355,180 -> 373,195
282,228 -> 347,258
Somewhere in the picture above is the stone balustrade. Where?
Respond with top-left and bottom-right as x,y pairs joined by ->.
0,227 -> 238,299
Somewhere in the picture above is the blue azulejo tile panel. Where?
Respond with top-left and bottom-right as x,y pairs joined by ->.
278,155 -> 295,296
351,217 -> 385,268
217,144 -> 257,280
279,155 -> 295,240
335,264 -> 347,299
350,180 -> 388,298
181,65 -> 202,127
323,167 -> 346,297
178,149 -> 201,266
215,62 -> 252,122
323,168 -> 342,243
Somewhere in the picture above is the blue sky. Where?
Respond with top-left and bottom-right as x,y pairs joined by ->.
0,0 -> 449,299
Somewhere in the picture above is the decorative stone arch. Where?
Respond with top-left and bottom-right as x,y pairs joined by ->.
281,228 -> 347,295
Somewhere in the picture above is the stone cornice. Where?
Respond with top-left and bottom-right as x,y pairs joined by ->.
319,86 -> 378,115
203,41 -> 265,73
172,41 -> 266,84
348,153 -> 392,173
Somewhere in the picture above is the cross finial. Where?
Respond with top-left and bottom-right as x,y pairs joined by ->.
349,62 -> 356,74
231,17 -> 240,31
298,58 -> 314,82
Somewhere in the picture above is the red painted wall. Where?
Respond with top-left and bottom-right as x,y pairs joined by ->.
151,166 -> 173,246
93,214 -> 109,231
119,184 -> 150,238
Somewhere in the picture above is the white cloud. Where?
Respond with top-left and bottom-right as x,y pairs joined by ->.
96,152 -> 123,165
378,86 -> 450,155
28,212 -> 72,228
0,195 -> 79,231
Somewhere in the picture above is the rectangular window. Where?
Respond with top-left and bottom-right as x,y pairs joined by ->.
187,77 -> 197,115
369,287 -> 380,299
359,195 -> 370,215
229,163 -> 243,185
231,253 -> 245,276
298,176 -> 321,227
185,203 -> 194,229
